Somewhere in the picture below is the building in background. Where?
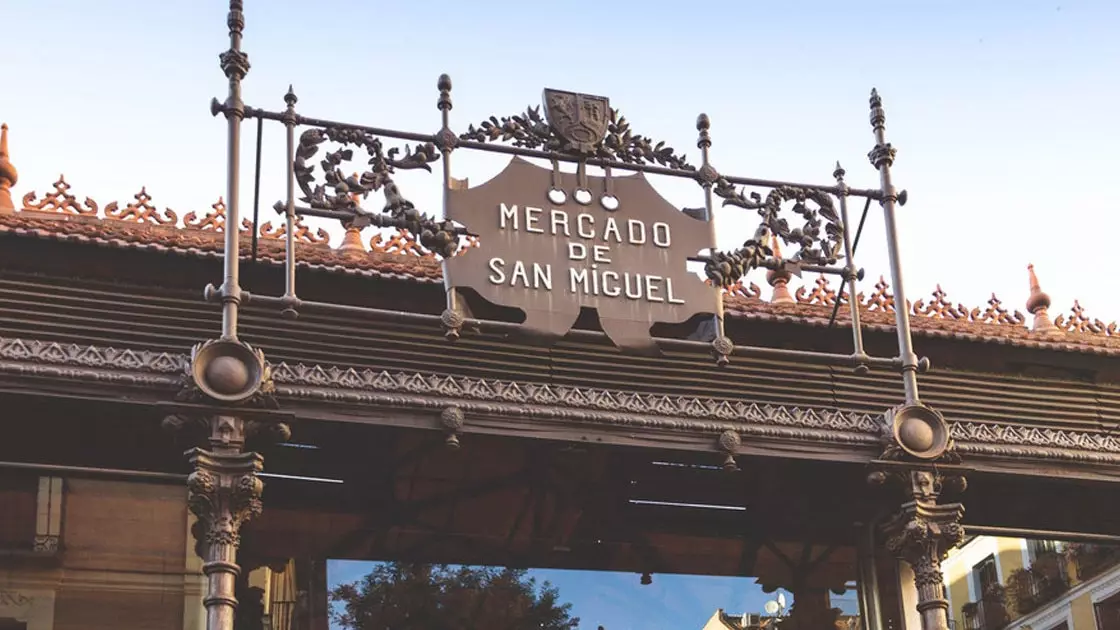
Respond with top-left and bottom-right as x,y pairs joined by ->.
943,537 -> 1120,630
4,23 -> 1120,629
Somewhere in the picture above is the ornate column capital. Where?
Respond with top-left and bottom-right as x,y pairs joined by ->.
186,436 -> 265,551
869,404 -> 967,630
161,336 -> 290,630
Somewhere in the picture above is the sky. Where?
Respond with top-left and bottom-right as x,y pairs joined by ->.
3,1 -> 1119,628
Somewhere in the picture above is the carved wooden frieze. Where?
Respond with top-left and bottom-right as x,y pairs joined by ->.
1,335 -> 1119,465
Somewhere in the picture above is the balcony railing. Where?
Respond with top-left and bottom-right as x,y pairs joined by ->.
963,599 -> 1010,630
1006,552 -> 1069,616
1069,544 -> 1120,582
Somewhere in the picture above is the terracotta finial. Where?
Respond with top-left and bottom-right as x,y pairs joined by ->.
766,234 -> 794,305
338,225 -> 366,257
335,173 -> 368,257
1026,264 -> 1058,334
0,123 -> 17,214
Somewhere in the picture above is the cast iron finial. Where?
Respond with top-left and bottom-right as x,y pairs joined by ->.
696,113 -> 712,151
1026,263 -> 1059,334
284,84 -> 298,107
868,88 -> 887,133
437,74 -> 453,113
0,123 -> 17,214
833,161 -> 845,181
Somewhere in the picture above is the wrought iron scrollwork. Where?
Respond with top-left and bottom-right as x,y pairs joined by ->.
460,105 -> 695,170
704,182 -> 844,288
292,127 -> 461,257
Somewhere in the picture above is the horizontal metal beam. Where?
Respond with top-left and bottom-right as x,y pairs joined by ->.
239,105 -> 884,199
240,293 -> 914,373
0,460 -> 187,482
964,524 -> 1120,544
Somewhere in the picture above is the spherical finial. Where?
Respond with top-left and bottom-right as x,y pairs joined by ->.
204,355 -> 252,396
890,404 -> 950,460
438,74 -> 453,92
897,415 -> 936,453
696,113 -> 710,131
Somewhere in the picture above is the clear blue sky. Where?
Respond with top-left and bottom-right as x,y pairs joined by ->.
2,1 -> 1118,627
3,1 -> 1119,321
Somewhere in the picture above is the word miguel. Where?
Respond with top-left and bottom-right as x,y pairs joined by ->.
484,203 -> 686,304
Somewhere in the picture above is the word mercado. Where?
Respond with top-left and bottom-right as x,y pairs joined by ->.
443,156 -> 719,349
485,202 -> 683,304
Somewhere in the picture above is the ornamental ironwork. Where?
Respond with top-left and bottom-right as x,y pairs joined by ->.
208,72 -> 927,379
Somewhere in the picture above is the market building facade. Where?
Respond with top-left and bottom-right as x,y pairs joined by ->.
3,3 -> 1120,630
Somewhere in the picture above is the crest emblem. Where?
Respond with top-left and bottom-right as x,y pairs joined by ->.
543,88 -> 610,154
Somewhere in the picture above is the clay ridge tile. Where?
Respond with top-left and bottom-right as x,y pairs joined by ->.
4,176 -> 1120,354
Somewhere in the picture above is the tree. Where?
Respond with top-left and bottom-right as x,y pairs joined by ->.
330,562 -> 582,630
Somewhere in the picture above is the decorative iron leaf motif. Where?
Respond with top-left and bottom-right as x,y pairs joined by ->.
459,106 -> 552,150
704,183 -> 842,288
460,105 -> 694,170
292,127 -> 459,257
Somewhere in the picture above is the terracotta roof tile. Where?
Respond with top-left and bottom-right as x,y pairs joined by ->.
4,176 -> 1120,356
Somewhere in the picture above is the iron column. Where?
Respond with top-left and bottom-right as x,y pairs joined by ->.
868,89 -> 920,403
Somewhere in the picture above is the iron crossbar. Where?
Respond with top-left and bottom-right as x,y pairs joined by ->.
237,103 -> 885,200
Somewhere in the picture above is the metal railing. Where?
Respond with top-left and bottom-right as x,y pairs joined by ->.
1072,544 -> 1120,582
962,599 -> 1009,630
1007,553 -> 1070,616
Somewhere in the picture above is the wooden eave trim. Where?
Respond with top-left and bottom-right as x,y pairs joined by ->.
2,336 -> 1120,479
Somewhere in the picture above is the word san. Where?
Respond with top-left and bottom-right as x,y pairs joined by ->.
485,203 -> 686,304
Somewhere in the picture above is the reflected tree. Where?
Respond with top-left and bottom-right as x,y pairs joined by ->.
330,562 -> 581,630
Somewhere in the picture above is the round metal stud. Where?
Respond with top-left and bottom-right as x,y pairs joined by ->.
547,188 -> 567,205
890,404 -> 950,460
600,195 -> 620,211
573,188 -> 593,206
190,340 -> 265,403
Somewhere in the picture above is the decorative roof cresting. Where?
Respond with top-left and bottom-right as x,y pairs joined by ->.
3,117 -> 1120,353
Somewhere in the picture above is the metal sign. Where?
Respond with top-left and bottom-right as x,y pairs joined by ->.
444,156 -> 718,351
218,62 -> 922,376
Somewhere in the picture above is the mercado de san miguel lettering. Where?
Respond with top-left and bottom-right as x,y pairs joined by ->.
3,3 -> 1120,630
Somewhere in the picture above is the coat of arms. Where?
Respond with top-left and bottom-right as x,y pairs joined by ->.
543,88 -> 610,154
